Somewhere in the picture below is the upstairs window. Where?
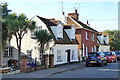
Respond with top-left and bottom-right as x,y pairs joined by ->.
92,33 -> 94,41
86,32 -> 88,40
31,26 -> 42,37
57,23 -> 63,38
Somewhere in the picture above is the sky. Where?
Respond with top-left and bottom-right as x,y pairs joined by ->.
1,0 -> 119,32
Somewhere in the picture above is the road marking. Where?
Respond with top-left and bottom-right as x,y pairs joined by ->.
97,69 -> 120,71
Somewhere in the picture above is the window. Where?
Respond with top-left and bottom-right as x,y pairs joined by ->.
72,50 -> 75,60
92,33 -> 94,41
27,50 -> 32,60
57,23 -> 63,38
4,46 -> 13,57
94,45 -> 96,52
37,26 -> 42,31
58,27 -> 63,38
86,32 -> 88,40
57,50 -> 62,62
92,47 -> 94,52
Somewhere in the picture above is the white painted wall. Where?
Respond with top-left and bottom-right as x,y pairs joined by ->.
61,14 -> 67,24
53,44 -> 78,65
10,16 -> 55,62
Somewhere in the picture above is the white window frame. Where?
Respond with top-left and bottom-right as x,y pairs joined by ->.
86,47 -> 88,57
83,44 -> 85,57
92,47 -> 94,52
94,45 -> 96,52
72,50 -> 75,60
4,46 -> 13,57
57,50 -> 62,62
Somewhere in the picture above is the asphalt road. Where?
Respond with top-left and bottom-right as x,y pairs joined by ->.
47,61 -> 120,78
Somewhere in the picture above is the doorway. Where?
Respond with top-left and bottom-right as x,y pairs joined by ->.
66,49 -> 70,63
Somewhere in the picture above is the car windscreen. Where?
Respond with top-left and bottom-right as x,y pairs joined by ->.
104,52 -> 112,56
88,53 -> 99,57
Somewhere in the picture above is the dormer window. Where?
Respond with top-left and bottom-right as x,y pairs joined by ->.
71,24 -> 75,40
57,21 -> 63,39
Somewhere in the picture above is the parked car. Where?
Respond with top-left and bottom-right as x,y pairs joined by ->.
86,52 -> 107,67
103,51 -> 117,63
114,51 -> 120,61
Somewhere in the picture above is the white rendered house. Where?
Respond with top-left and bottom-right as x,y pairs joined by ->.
97,32 -> 110,52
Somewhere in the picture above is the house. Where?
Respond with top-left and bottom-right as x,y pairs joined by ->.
32,15 -> 79,65
7,14 -> 79,66
97,32 -> 110,52
63,9 -> 98,61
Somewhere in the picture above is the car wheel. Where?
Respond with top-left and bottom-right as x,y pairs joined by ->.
86,63 -> 89,67
105,61 -> 107,65
100,62 -> 103,67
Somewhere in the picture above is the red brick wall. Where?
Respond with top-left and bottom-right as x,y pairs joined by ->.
80,29 -> 97,57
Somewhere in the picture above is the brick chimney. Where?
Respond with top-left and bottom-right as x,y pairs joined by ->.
68,9 -> 79,20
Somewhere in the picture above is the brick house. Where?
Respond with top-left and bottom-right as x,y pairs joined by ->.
64,9 -> 98,61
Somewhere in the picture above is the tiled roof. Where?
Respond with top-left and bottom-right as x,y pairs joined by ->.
37,15 -> 78,44
71,17 -> 98,33
98,32 -> 108,37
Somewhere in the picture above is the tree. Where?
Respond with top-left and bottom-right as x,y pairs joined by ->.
34,30 -> 53,65
103,30 -> 120,51
1,2 -> 12,49
6,13 -> 36,69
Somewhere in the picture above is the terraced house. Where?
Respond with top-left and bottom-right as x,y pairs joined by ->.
65,9 -> 98,61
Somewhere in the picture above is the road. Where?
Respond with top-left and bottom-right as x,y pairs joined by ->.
47,61 -> 120,78
2,61 -> 120,79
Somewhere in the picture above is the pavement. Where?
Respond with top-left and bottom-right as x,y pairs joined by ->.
2,62 -> 85,78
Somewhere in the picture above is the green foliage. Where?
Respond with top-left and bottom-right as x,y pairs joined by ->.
1,2 -> 12,49
34,30 -> 53,51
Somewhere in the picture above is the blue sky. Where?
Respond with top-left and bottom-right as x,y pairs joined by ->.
1,0 -> 119,31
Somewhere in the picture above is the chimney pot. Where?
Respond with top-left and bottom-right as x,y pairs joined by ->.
62,11 -> 65,15
75,9 -> 77,13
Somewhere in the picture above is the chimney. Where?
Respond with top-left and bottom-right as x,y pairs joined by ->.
75,9 -> 77,13
87,20 -> 88,24
86,19 -> 90,26
62,11 -> 64,15
68,9 -> 79,20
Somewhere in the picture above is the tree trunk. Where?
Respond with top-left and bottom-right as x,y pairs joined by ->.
18,46 -> 21,69
41,49 -> 44,66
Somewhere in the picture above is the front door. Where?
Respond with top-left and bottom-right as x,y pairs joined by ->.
67,49 -> 70,63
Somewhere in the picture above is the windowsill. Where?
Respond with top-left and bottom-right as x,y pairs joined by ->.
3,56 -> 13,58
57,60 -> 62,62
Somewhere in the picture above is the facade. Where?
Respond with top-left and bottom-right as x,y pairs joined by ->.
33,16 -> 79,65
97,32 -> 110,52
65,9 -> 98,61
8,15 -> 79,66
